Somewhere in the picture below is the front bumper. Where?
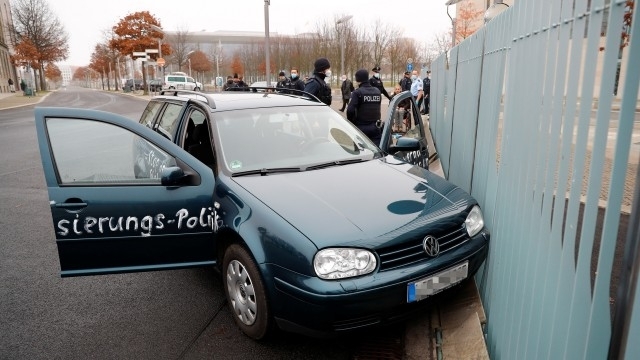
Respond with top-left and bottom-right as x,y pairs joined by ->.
266,230 -> 489,337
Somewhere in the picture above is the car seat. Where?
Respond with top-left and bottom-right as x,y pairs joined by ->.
188,122 -> 215,168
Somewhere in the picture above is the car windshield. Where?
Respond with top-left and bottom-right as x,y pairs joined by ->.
214,106 -> 382,174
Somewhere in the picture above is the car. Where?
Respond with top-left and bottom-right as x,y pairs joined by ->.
34,89 -> 489,340
123,78 -> 143,91
163,72 -> 202,91
148,78 -> 163,92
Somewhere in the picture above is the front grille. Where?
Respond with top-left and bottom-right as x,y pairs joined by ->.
377,225 -> 470,271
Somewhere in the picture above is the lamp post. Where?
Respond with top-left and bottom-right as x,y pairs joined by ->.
335,15 -> 352,81
484,2 -> 509,23
445,0 -> 464,47
186,50 -> 195,77
149,24 -> 165,81
264,0 -> 271,86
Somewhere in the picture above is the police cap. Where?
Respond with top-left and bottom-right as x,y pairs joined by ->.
372,65 -> 381,72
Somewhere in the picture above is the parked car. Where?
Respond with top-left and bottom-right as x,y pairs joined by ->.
33,89 -> 489,340
163,72 -> 202,91
123,78 -> 143,91
148,79 -> 163,92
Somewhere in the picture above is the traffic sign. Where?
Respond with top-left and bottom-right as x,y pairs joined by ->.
407,58 -> 414,64
145,49 -> 159,54
407,63 -> 413,72
156,57 -> 165,67
133,52 -> 146,57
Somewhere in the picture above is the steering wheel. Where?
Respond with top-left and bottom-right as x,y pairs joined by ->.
300,137 -> 330,152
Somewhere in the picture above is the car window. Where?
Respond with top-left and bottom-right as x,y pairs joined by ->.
139,101 -> 163,127
187,77 -> 195,83
157,103 -> 183,140
215,106 -> 380,172
46,118 -> 176,184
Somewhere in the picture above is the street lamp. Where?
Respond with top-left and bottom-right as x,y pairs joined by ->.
335,15 -> 352,81
149,24 -> 165,81
484,2 -> 509,23
445,0 -> 464,47
186,50 -> 195,77
264,0 -> 271,86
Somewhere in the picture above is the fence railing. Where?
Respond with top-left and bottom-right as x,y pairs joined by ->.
430,0 -> 640,358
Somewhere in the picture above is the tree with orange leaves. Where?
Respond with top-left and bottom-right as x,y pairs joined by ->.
188,50 -> 212,82
231,53 -> 244,77
10,0 -> 69,91
455,1 -> 484,44
44,63 -> 62,84
109,11 -> 171,94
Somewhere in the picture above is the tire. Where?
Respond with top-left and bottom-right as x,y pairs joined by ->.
223,244 -> 272,340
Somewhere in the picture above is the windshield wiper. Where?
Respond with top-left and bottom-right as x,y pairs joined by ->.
232,167 -> 302,177
305,158 -> 365,171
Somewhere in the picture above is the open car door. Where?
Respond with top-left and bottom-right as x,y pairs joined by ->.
379,91 -> 430,169
34,107 -> 217,277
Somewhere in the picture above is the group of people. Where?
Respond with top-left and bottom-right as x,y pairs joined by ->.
339,62 -> 431,146
7,78 -> 29,95
221,56 -> 432,147
222,73 -> 249,91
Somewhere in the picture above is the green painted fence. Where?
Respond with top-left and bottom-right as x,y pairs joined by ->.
429,0 -> 640,358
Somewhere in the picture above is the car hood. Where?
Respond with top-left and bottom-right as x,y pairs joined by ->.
232,158 -> 473,248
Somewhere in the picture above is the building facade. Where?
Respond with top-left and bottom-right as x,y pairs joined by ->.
0,0 -> 16,93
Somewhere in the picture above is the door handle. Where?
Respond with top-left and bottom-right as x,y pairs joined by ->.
55,199 -> 88,210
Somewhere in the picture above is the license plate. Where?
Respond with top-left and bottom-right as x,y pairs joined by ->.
407,261 -> 469,303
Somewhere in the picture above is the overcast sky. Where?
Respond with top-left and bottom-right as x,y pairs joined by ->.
49,0 -> 457,66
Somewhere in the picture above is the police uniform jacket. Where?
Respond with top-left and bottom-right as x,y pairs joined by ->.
286,77 -> 305,92
369,76 -> 391,100
304,72 -> 332,105
346,81 -> 381,124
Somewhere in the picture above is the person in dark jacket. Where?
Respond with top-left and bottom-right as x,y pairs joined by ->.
422,70 -> 431,115
282,67 -> 305,93
304,58 -> 332,105
276,71 -> 287,89
369,65 -> 391,101
347,69 -> 382,146
399,71 -> 412,92
339,74 -> 354,112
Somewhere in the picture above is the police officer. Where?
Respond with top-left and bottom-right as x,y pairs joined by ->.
286,67 -> 305,92
369,65 -> 392,101
304,58 -> 332,105
276,71 -> 287,89
347,69 -> 382,146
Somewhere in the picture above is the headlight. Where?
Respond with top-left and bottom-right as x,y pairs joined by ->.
465,205 -> 485,237
314,248 -> 377,280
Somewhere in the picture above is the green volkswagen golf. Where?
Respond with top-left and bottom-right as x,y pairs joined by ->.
34,89 -> 489,339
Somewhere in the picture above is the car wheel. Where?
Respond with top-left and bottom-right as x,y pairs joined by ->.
193,87 -> 200,92
223,244 -> 272,340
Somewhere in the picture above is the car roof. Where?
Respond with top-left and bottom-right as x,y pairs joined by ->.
151,90 -> 324,112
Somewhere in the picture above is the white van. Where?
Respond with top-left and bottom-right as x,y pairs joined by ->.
163,72 -> 202,91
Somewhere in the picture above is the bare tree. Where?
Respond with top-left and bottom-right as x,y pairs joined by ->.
166,26 -> 193,72
429,31 -> 453,57
10,0 -> 69,91
368,19 -> 395,69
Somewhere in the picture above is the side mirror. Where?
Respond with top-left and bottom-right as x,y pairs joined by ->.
160,166 -> 187,186
389,137 -> 421,153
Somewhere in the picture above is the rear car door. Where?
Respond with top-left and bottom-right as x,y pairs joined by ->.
379,91 -> 430,169
35,107 -> 217,277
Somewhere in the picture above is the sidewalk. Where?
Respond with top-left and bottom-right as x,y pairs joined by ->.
0,90 -> 50,109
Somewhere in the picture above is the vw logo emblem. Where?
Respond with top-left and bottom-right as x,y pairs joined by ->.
423,235 -> 440,257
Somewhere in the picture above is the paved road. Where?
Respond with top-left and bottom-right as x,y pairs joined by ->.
0,87 -> 397,359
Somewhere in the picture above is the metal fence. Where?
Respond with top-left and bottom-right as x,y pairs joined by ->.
429,0 -> 640,358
